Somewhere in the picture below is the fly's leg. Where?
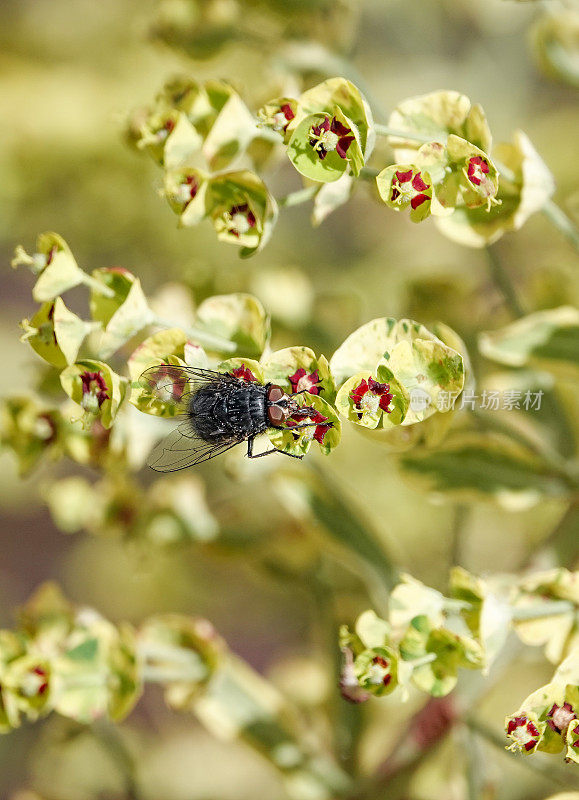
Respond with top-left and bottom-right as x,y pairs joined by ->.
246,437 -> 303,460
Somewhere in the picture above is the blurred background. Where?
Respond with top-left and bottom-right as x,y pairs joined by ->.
1,0 -> 578,797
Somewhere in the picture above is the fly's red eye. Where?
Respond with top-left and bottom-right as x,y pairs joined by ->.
267,385 -> 285,403
267,404 -> 285,426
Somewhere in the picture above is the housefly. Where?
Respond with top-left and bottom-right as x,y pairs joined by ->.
139,364 -> 332,472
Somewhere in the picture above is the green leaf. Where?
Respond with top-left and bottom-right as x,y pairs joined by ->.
202,91 -> 259,170
388,90 -> 492,161
20,298 -> 98,368
399,430 -> 570,505
355,610 -> 391,650
311,173 -> 354,226
196,293 -> 270,359
513,569 -> 579,664
12,232 -> 88,302
479,306 -> 579,377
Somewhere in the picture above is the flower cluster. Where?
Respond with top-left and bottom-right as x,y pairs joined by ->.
126,76 -> 561,255
0,584 -> 141,733
6,233 -> 474,474
505,646 -> 579,763
339,573 -> 488,703
341,568 -> 579,767
0,584 -> 347,798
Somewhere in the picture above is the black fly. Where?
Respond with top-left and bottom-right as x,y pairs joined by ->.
139,364 -> 330,472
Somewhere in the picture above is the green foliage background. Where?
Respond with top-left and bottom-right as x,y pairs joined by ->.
0,0 -> 578,798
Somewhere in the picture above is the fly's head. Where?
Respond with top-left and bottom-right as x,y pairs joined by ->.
266,384 -> 299,427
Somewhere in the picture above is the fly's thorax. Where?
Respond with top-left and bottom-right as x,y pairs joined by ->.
265,384 -> 298,427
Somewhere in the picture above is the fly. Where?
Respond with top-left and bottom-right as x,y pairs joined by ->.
139,364 -> 332,472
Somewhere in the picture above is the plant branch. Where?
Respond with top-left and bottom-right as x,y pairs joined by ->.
152,316 -> 237,353
374,124 -> 445,144
542,198 -> 579,251
485,245 -> 526,318
278,185 -> 319,208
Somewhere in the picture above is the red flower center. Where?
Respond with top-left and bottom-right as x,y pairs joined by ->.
349,377 -> 393,419
288,368 -> 322,395
309,115 -> 355,161
466,156 -> 490,186
231,364 -> 257,383
390,169 -> 431,210
80,371 -> 109,408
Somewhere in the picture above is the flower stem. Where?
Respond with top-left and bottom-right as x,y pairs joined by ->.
406,653 -> 437,669
92,720 -> 141,800
542,198 -> 579,252
485,245 -> 526,318
510,599 -> 575,621
374,123 -> 445,145
81,273 -> 116,298
278,185 -> 319,208
152,316 -> 237,354
359,166 -> 379,181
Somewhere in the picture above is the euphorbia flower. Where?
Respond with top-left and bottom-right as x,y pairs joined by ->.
271,103 -> 295,134
173,174 -> 199,207
80,371 -> 109,414
309,115 -> 355,161
547,702 -> 576,734
506,714 -> 543,753
349,377 -> 393,420
288,368 -> 321,395
221,204 -> 256,238
286,406 -> 332,445
466,155 -> 490,187
363,655 -> 393,688
150,365 -> 187,402
390,169 -> 431,211
231,364 -> 257,383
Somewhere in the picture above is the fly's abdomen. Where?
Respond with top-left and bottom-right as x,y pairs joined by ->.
188,382 -> 267,441
224,385 -> 267,437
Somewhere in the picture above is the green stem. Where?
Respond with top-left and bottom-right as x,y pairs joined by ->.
485,245 -> 526,318
81,273 -> 116,298
152,316 -> 237,354
278,185 -> 319,208
92,720 -> 141,800
374,123 -> 445,145
542,198 -> 579,251
406,653 -> 437,669
510,599 -> 575,621
359,166 -> 379,181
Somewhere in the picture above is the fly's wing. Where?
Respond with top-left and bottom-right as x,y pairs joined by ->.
147,418 -> 243,472
138,365 -> 239,418
139,365 -> 243,471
